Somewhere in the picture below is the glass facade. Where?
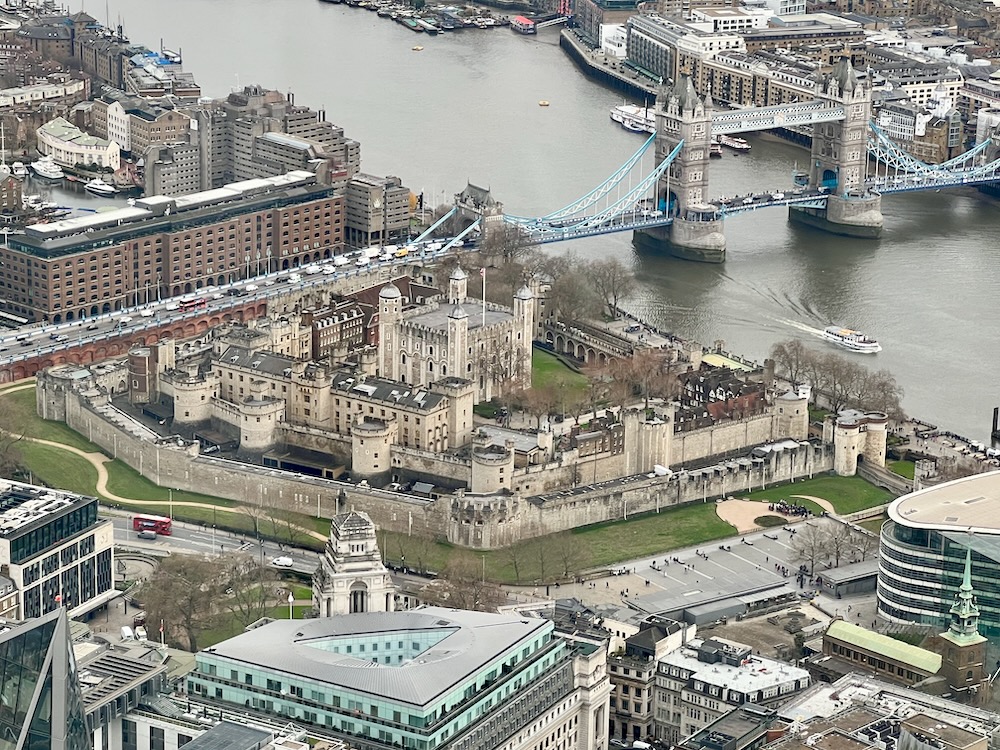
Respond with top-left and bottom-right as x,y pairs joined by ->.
189,624 -> 568,750
0,610 -> 90,750
878,521 -> 1000,637
7,500 -> 98,564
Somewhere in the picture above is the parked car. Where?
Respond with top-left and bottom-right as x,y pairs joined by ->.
137,530 -> 157,540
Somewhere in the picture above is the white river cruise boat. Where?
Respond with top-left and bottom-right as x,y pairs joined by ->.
823,326 -> 882,353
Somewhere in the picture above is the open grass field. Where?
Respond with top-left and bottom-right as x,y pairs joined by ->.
888,460 -> 916,480
531,348 -> 588,394
743,475 -> 892,515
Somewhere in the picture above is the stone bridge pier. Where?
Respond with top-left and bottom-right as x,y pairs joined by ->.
635,75 -> 726,263
789,57 -> 883,239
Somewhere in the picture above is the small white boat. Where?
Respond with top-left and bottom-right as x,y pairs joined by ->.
823,325 -> 881,353
84,177 -> 117,197
718,134 -> 751,151
30,156 -> 64,181
11,162 -> 27,179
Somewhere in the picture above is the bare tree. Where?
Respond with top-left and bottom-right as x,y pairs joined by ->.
533,538 -> 552,582
478,337 -> 528,405
499,542 -> 525,584
588,258 -> 636,319
140,555 -> 220,651
0,396 -> 25,479
852,529 -> 879,562
789,524 -> 829,576
769,339 -> 810,385
551,532 -> 585,578
480,223 -> 536,267
220,554 -> 282,629
769,339 -> 904,419
540,252 -> 604,323
517,386 -> 557,429
422,551 -> 506,612
822,521 -> 856,568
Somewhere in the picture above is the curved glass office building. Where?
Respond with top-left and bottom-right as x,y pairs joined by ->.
878,471 -> 1000,637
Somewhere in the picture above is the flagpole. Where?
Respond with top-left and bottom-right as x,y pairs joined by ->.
481,267 -> 486,327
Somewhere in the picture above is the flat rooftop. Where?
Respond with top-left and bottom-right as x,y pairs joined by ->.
198,607 -> 552,708
0,479 -> 95,538
660,639 -> 810,693
888,471 -> 1000,532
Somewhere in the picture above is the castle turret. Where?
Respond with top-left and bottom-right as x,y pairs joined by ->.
447,304 -> 468,381
377,283 -> 402,381
513,285 -> 535,389
449,265 -> 468,304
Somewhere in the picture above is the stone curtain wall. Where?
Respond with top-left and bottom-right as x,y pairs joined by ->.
39,374 -> 834,550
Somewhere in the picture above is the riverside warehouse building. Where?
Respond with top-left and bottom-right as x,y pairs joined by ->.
878,471 -> 1000,637
186,606 -> 612,750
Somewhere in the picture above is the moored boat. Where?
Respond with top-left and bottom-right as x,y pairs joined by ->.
710,142 -> 723,158
84,177 -> 118,197
11,161 -> 27,179
403,17 -> 423,31
610,104 -> 654,134
30,156 -> 64,181
823,326 -> 881,354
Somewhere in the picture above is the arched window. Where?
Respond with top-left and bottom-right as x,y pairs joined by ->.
428,361 -> 434,373
441,364 -> 447,376
401,352 -> 407,365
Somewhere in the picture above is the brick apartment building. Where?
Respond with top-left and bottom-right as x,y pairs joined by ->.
0,171 -> 343,322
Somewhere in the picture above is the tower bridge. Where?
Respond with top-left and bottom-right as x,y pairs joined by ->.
453,56 -> 1000,262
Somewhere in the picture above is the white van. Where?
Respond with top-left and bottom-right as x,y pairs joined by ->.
287,273 -> 302,283
134,626 -> 148,641
120,626 -> 135,641
362,246 -> 382,259
333,255 -> 350,267
355,255 -> 370,267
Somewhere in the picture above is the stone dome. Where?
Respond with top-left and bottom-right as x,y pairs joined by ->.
515,285 -> 533,301
379,283 -> 402,300
450,266 -> 468,281
449,304 -> 468,320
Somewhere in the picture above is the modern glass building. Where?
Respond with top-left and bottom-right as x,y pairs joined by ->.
0,608 -> 91,750
0,479 -> 115,619
878,471 -> 1000,637
187,607 -> 606,750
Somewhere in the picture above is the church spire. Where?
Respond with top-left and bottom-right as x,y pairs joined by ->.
945,547 -> 983,644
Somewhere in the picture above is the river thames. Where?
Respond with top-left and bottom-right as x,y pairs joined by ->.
85,0 -> 1000,439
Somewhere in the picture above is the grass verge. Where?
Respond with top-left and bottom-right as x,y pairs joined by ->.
740,476 -> 892,515
887,460 -> 915,480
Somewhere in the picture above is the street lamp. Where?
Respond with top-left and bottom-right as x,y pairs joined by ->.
168,488 -> 173,520
287,591 -> 294,620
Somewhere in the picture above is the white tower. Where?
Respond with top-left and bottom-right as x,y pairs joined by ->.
312,510 -> 397,617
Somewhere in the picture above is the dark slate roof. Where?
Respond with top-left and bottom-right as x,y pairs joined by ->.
331,510 -> 375,536
330,372 -> 445,413
217,346 -> 295,377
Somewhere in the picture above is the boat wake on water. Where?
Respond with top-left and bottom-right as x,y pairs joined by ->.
774,318 -> 829,338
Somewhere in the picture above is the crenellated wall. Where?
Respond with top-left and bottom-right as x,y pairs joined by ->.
38,368 -> 836,551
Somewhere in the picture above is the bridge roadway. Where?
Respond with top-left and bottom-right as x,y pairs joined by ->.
0,242 -> 470,372
524,186 -> 833,242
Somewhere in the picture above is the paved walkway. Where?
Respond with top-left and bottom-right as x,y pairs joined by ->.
0,380 -> 327,542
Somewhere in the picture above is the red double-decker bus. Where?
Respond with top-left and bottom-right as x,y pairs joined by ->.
178,297 -> 207,312
133,514 -> 172,535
